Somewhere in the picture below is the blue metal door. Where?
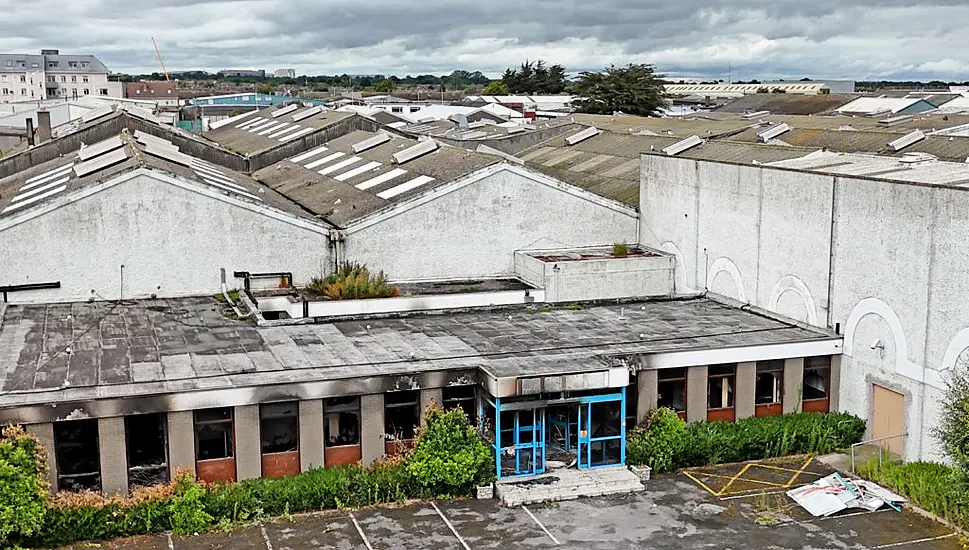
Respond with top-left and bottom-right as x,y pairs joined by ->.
577,403 -> 591,468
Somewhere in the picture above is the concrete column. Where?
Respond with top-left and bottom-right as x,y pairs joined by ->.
829,355 -> 842,411
420,388 -> 443,427
735,362 -> 757,420
637,369 -> 659,423
98,417 -> 128,495
27,423 -> 58,492
167,411 -> 196,479
299,399 -> 324,472
361,393 -> 385,466
234,405 -> 261,480
686,365 -> 708,422
783,358 -> 805,414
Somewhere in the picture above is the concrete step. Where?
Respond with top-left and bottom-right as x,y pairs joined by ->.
495,467 -> 645,506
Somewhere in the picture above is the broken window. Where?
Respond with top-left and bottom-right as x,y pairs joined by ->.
755,360 -> 784,405
803,357 -> 830,400
325,397 -> 360,447
626,375 -> 639,429
125,413 -> 168,488
195,408 -> 234,460
53,419 -> 101,492
657,368 -> 687,413
442,385 -> 477,422
707,364 -> 736,410
260,402 -> 298,454
384,390 -> 419,441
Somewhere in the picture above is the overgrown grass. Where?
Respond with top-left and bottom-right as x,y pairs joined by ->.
306,262 -> 399,300
859,458 -> 969,532
611,242 -> 630,257
627,408 -> 866,473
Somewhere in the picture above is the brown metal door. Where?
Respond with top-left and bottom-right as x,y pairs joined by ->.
871,385 -> 905,455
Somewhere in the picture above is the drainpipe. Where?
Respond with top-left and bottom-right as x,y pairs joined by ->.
328,229 -> 347,272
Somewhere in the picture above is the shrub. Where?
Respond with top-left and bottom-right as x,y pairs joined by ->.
406,406 -> 494,497
307,262 -> 400,300
933,365 -> 969,485
170,473 -> 213,535
626,411 -> 866,473
611,242 -> 630,257
859,459 -> 969,531
0,426 -> 48,547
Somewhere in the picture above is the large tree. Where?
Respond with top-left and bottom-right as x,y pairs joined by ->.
573,63 -> 667,117
501,60 -> 568,94
481,80 -> 509,95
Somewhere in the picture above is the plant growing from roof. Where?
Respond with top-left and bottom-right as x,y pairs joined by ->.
612,242 -> 630,257
307,262 -> 400,300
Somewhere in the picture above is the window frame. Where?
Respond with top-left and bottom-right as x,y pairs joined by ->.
194,407 -> 235,461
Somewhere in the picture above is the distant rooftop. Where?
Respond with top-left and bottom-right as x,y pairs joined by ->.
767,150 -> 969,187
203,105 -> 358,156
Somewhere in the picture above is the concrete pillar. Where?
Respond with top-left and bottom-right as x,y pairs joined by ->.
27,423 -> 58,492
361,393 -> 385,466
299,399 -> 324,472
735,362 -> 757,420
420,388 -> 443,427
686,365 -> 708,422
234,405 -> 261,480
637,369 -> 659,423
829,355 -> 842,411
98,417 -> 128,495
167,411 -> 196,479
783,358 -> 805,414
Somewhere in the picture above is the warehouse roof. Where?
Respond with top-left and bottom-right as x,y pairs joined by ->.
715,94 -> 860,116
203,105 -> 357,156
0,296 -> 837,411
252,129 -> 499,227
767,150 -> 969,187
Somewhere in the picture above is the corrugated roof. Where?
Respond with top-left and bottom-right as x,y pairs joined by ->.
203,104 -> 355,156
715,94 -> 860,116
768,150 -> 969,187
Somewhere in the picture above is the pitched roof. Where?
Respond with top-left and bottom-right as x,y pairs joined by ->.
203,104 -> 357,156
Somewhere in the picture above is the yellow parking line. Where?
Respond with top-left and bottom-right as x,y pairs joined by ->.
696,471 -> 791,488
717,463 -> 751,495
783,456 -> 814,487
683,470 -> 722,497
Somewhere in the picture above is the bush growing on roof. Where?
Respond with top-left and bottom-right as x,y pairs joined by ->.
0,426 -> 48,547
307,262 -> 400,300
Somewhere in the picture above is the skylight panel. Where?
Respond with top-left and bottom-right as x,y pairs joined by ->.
662,135 -> 703,156
271,104 -> 299,118
73,147 -> 129,177
392,140 -> 438,164
292,106 -> 323,121
356,168 -> 406,190
78,136 -> 124,161
376,175 -> 434,199
289,145 -> 329,163
334,161 -> 381,181
278,127 -> 315,142
565,126 -> 600,145
351,133 -> 391,153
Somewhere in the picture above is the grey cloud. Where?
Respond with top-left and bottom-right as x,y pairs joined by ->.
0,0 -> 964,79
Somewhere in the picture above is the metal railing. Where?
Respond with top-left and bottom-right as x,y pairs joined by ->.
850,433 -> 907,473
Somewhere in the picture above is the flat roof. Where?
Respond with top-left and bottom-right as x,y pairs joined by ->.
0,296 -> 838,409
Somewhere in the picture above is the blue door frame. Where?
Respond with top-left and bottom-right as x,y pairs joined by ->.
490,388 -> 626,480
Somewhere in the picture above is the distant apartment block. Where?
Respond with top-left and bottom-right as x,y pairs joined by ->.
274,68 -> 296,78
219,69 -> 266,78
0,49 -> 117,102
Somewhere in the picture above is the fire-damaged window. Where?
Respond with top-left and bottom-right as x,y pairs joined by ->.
755,360 -> 784,405
803,357 -> 830,400
325,397 -> 360,447
657,368 -> 687,413
384,390 -> 420,441
442,385 -> 477,422
195,408 -> 234,460
707,364 -> 736,409
53,419 -> 101,492
260,402 -> 298,454
125,413 -> 168,488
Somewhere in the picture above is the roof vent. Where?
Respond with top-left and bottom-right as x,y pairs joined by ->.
143,144 -> 192,167
505,127 -> 526,135
393,139 -> 438,164
743,110 -> 770,119
879,114 -> 913,127
292,105 -> 323,121
565,126 -> 600,145
352,133 -> 391,153
74,147 -> 129,177
78,136 -> 124,161
662,135 -> 703,156
888,130 -> 925,152
757,123 -> 791,142
271,104 -> 300,118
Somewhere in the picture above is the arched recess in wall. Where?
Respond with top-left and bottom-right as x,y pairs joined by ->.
706,257 -> 747,303
659,241 -> 692,293
940,328 -> 969,378
842,297 -> 943,388
768,275 -> 819,326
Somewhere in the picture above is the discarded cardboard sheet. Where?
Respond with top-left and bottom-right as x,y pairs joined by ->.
787,473 -> 907,517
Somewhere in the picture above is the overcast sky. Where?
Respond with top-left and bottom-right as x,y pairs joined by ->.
1,0 -> 966,80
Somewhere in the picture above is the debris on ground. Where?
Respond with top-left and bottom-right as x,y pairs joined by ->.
787,473 -> 907,517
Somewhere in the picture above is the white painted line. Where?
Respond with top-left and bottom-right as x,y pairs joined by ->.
376,175 -> 434,199
871,533 -> 955,549
202,179 -> 262,201
191,160 -> 225,175
719,490 -> 788,501
305,152 -> 345,170
259,525 -> 274,550
166,532 -> 174,550
247,120 -> 278,132
193,164 -> 233,180
797,509 -> 890,525
21,164 -> 74,191
266,123 -> 294,138
430,501 -> 471,550
271,125 -> 306,140
13,176 -> 70,203
522,505 -> 560,545
2,185 -> 67,213
356,168 -> 406,190
318,156 -> 362,176
258,122 -> 289,136
290,144 -> 328,163
348,512 -> 375,550
200,174 -> 248,192
334,161 -> 381,181
278,127 -> 316,142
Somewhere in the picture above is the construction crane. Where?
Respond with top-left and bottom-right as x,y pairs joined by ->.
152,37 -> 170,81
